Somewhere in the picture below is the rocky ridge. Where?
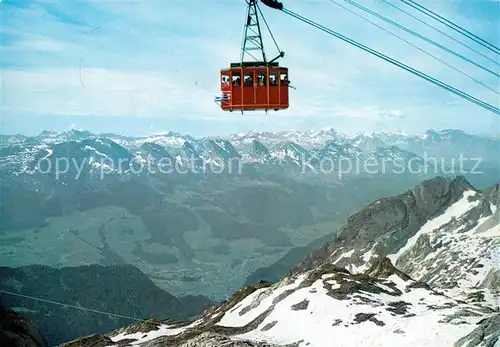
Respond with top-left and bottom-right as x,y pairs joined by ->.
58,176 -> 500,346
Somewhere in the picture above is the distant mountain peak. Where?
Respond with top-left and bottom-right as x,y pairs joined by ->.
150,130 -> 181,137
2,128 -> 499,180
250,139 -> 272,158
38,129 -> 58,136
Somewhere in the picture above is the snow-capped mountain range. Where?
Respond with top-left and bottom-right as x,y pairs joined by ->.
60,176 -> 500,347
1,128 -> 498,180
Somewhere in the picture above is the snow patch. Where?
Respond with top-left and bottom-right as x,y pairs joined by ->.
388,190 -> 479,263
216,274 -> 307,328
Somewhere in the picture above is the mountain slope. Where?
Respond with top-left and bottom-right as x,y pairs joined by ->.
62,258 -> 496,347
59,176 -> 500,347
218,259 -> 493,347
454,313 -> 500,347
242,175 -> 468,286
0,295 -> 48,347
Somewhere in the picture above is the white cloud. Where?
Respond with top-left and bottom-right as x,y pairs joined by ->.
332,105 -> 385,120
9,38 -> 80,52
3,68 -> 217,117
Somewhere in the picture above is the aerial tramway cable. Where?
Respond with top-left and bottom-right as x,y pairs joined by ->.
277,7 -> 500,115
400,0 -> 500,56
244,0 -> 499,115
380,0 -> 500,68
257,4 -> 282,56
329,0 -> 499,95
342,0 -> 499,78
0,289 -> 144,321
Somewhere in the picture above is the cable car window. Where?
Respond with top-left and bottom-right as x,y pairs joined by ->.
244,71 -> 253,87
257,72 -> 266,86
221,74 -> 230,87
232,72 -> 241,86
280,72 -> 288,85
269,72 -> 278,86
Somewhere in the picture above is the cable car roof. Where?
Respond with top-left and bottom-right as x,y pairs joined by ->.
230,62 -> 282,68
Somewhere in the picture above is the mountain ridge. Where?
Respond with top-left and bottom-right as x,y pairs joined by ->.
2,128 -> 499,187
289,175 -> 477,275
56,175 -> 500,346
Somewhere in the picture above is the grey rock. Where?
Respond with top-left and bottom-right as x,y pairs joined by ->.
290,299 -> 309,311
260,321 -> 278,331
485,183 -> 500,206
61,334 -> 117,347
353,313 -> 385,326
163,332 -> 293,346
454,313 -> 500,347
0,295 -> 48,347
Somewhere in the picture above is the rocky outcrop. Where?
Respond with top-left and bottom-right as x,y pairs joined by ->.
61,334 -> 117,347
454,313 -> 500,347
0,295 -> 48,347
109,318 -> 164,337
485,183 -> 500,206
365,256 -> 412,281
290,176 -> 476,275
176,332 -> 296,347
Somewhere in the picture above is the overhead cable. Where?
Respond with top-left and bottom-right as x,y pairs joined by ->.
343,0 -> 499,78
257,3 -> 282,54
280,7 -> 500,115
400,0 -> 500,55
380,0 -> 500,67
329,0 -> 498,95
0,289 -> 144,321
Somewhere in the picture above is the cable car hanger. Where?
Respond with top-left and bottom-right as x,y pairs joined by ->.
222,0 -> 499,116
215,0 -> 293,114
240,0 -> 285,67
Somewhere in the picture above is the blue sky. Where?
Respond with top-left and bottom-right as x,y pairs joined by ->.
1,0 -> 499,137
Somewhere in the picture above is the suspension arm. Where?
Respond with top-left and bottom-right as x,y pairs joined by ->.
268,51 -> 285,64
260,0 -> 284,10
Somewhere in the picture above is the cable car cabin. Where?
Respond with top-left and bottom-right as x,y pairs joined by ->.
219,62 -> 289,112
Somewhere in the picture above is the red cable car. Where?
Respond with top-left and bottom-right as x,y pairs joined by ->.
215,0 -> 291,113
